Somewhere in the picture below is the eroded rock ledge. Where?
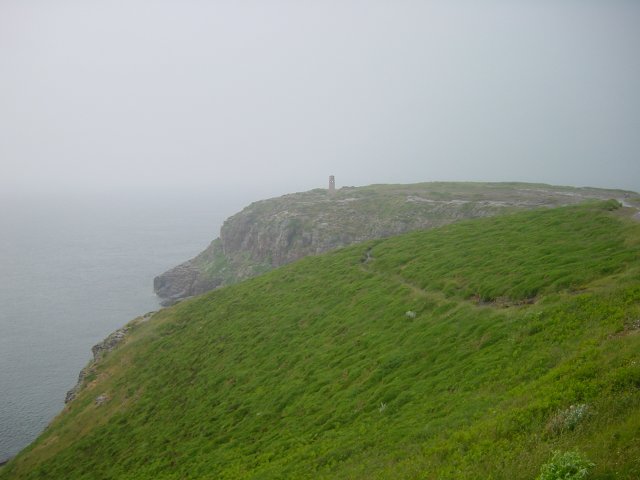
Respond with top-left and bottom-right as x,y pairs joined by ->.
65,312 -> 155,404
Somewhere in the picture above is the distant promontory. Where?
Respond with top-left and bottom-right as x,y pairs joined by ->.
154,181 -> 640,304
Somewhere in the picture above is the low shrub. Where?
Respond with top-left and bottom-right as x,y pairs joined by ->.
545,404 -> 590,435
536,450 -> 594,480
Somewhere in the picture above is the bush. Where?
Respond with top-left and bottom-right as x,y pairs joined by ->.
536,450 -> 594,480
545,404 -> 590,435
602,199 -> 622,211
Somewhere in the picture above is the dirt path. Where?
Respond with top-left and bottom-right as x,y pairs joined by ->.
617,198 -> 640,222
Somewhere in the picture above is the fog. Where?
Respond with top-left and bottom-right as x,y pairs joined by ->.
2,1 -> 639,197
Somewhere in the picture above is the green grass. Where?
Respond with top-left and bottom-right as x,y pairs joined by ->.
165,181 -> 639,299
3,201 -> 640,479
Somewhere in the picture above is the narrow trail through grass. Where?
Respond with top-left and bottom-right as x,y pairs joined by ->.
3,201 -> 640,479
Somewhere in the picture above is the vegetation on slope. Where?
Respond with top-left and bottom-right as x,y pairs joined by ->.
154,181 -> 640,303
3,201 -> 640,479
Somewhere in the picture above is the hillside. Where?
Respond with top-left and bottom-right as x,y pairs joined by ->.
3,201 -> 640,479
153,182 -> 640,304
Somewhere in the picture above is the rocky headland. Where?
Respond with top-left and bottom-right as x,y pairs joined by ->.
154,181 -> 640,304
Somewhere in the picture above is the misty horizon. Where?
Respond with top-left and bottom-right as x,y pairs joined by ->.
2,1 -> 639,195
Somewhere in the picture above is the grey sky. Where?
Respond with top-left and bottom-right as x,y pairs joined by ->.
1,0 -> 639,196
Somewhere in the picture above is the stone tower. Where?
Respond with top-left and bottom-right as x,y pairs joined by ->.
329,175 -> 335,194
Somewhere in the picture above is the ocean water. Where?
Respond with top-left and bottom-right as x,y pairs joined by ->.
0,190 -> 251,463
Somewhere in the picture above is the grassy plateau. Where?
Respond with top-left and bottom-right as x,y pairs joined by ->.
155,181 -> 639,303
2,200 -> 640,479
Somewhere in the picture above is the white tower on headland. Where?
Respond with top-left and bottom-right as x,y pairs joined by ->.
329,175 -> 335,194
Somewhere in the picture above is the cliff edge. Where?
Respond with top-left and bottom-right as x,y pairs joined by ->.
154,181 -> 640,304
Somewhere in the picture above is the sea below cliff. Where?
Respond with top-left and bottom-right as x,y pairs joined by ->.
0,189 -> 254,463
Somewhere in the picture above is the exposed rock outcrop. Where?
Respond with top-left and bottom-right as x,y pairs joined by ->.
154,182 -> 640,303
64,366 -> 92,404
65,327 -> 128,404
65,312 -> 155,403
153,254 -> 223,306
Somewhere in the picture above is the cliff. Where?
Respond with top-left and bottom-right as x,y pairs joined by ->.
154,181 -> 640,304
64,311 -> 156,404
5,201 -> 640,479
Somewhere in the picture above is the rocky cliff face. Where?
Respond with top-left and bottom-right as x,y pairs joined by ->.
64,328 -> 128,404
153,181 -> 640,304
65,312 -> 155,404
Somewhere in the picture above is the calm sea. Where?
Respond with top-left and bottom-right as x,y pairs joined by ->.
0,190 -> 252,463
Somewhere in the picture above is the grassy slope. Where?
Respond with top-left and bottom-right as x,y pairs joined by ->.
3,201 -> 640,479
177,181 -> 640,298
